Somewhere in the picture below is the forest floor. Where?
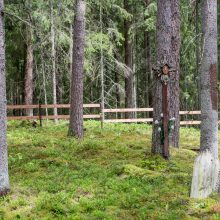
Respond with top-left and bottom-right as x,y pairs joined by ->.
0,121 -> 220,220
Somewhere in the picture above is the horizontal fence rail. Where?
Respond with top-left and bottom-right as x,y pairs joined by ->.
6,104 -> 208,126
7,104 -> 100,110
7,104 -> 101,121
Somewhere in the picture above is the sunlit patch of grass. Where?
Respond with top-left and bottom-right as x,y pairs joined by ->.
0,121 -> 219,219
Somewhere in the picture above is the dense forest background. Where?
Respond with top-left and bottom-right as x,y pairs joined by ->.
4,0 -> 220,113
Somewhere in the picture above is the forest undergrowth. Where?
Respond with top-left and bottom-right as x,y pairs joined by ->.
0,121 -> 220,220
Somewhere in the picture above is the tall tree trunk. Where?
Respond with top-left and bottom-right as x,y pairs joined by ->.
152,0 -> 181,156
42,57 -> 48,121
100,3 -> 105,127
115,71 -> 120,107
68,0 -> 86,138
195,0 -> 200,110
69,24 -> 73,78
169,0 -> 181,148
133,34 -> 137,117
144,0 -> 151,112
24,25 -> 33,116
144,32 -> 150,112
114,53 -> 121,112
68,24 -> 73,103
50,0 -> 58,123
124,0 -> 135,118
0,0 -> 10,196
200,0 -> 218,157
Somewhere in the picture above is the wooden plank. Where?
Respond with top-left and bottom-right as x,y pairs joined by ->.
6,105 -> 202,115
8,114 -> 100,120
104,108 -> 201,115
83,104 -> 100,108
106,119 -> 220,125
7,103 -> 100,110
181,121 -> 220,125
8,116 -> 39,120
180,121 -> 201,125
7,105 -> 39,110
40,104 -> 70,109
83,114 -> 100,119
105,119 -> 217,125
40,104 -> 100,108
104,118 -> 153,123
179,111 -> 201,115
103,108 -> 153,113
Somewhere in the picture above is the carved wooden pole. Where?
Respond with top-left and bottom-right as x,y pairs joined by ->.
153,64 -> 175,159
162,65 -> 169,158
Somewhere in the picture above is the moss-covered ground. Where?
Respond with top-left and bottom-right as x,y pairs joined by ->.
1,121 -> 220,219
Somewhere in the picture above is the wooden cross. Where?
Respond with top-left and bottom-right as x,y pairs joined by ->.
153,64 -> 176,159
162,64 -> 170,159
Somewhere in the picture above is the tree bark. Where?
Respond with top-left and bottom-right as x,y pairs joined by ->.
69,24 -> 73,78
152,0 -> 181,155
115,71 -> 120,108
169,0 -> 181,148
0,0 -> 10,196
100,3 -> 105,128
200,0 -> 218,158
144,32 -> 150,111
144,0 -> 152,116
124,0 -> 135,118
24,25 -> 33,116
68,0 -> 86,139
41,57 -> 48,121
50,0 -> 58,123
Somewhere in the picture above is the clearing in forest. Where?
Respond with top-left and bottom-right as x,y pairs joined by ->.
0,121 -> 220,219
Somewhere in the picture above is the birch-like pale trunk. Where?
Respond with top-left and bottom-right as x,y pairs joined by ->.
50,0 -> 58,123
190,0 -> 218,199
0,0 -> 10,196
24,25 -> 33,116
68,0 -> 86,138
42,58 -> 48,121
144,31 -> 151,117
144,0 -> 152,118
191,151 -> 219,198
200,0 -> 218,157
100,3 -> 105,127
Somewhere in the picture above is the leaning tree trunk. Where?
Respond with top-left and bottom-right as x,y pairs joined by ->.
152,0 -> 181,156
0,0 -> 10,196
24,25 -> 33,116
124,0 -> 135,119
68,0 -> 86,139
200,0 -> 218,158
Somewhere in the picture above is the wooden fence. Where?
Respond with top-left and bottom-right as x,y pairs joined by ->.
7,104 -> 100,121
6,104 -> 204,126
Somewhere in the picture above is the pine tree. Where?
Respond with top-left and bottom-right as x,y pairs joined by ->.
152,0 -> 181,157
68,0 -> 86,138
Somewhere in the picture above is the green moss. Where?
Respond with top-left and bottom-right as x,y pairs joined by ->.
0,121 -> 219,219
